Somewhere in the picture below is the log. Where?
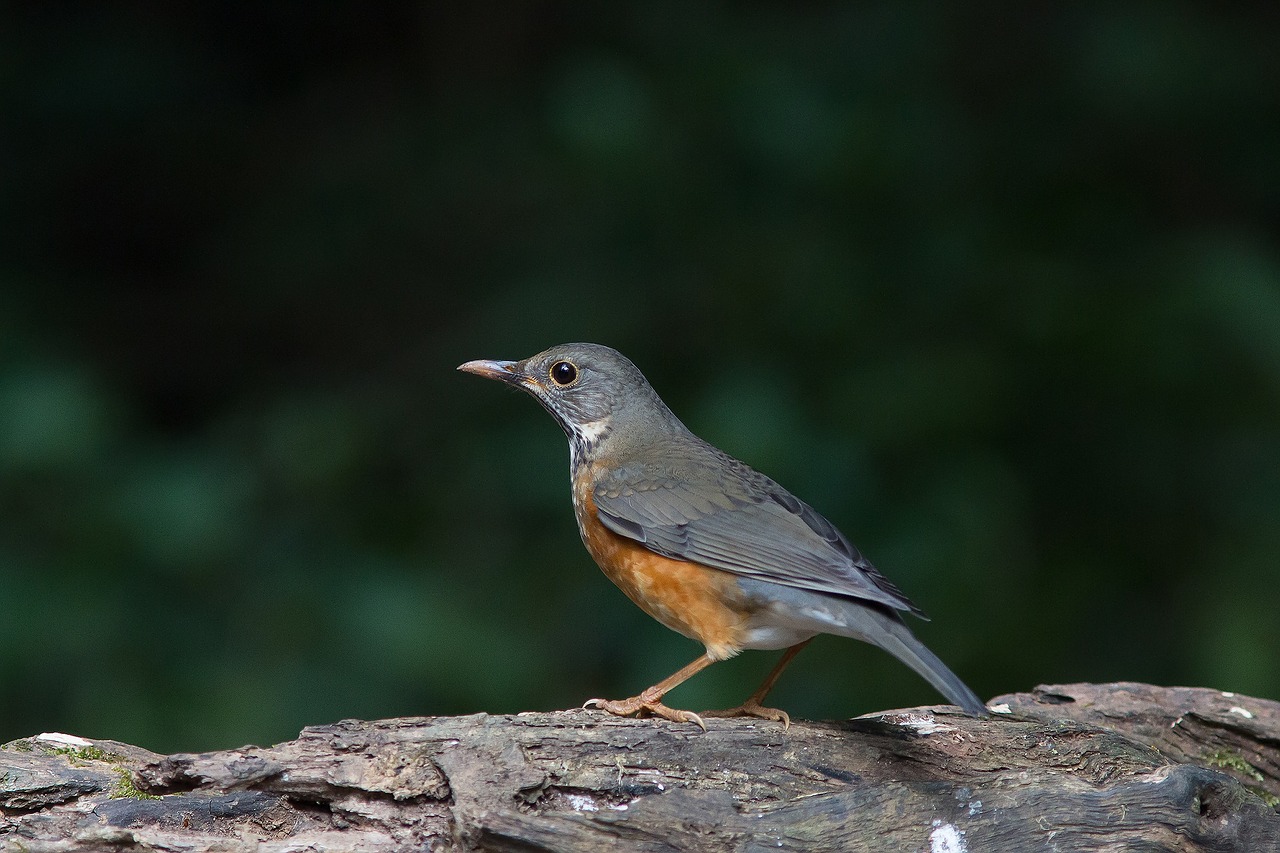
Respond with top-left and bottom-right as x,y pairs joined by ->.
2,683 -> 1278,851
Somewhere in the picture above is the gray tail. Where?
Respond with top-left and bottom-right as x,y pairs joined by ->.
834,602 -> 988,716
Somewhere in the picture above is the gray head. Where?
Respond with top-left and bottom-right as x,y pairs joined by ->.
458,343 -> 682,457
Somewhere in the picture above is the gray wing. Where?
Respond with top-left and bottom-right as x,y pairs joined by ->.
591,453 -> 925,617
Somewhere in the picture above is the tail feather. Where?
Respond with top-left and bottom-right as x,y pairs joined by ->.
829,600 -> 988,716
872,618 -> 987,716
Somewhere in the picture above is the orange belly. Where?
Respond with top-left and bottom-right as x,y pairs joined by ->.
573,473 -> 748,660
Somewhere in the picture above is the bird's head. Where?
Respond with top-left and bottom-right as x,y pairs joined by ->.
458,342 -> 679,456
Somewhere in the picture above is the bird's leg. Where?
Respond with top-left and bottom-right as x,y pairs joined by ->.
703,639 -> 813,729
584,653 -> 717,730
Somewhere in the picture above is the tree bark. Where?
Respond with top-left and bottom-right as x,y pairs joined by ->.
3,683 -> 1278,852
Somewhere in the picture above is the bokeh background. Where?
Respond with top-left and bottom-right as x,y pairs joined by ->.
3,3 -> 1278,754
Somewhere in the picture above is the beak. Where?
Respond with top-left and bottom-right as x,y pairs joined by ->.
457,358 -> 521,383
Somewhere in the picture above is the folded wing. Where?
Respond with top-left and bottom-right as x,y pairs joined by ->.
591,452 -> 925,617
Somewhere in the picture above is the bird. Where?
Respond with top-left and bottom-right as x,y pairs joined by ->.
458,343 -> 987,728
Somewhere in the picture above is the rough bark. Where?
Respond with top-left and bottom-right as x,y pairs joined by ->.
3,683 -> 1278,852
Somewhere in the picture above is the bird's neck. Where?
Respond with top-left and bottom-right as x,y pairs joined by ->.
566,407 -> 696,473
567,416 -> 614,468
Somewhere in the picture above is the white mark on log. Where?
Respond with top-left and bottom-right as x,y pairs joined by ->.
566,794 -> 598,812
1222,691 -> 1235,697
988,703 -> 1012,714
901,717 -> 956,736
967,800 -> 982,816
36,733 -> 94,748
930,820 -> 967,853
565,792 -> 629,812
881,711 -> 956,735
1229,706 -> 1254,719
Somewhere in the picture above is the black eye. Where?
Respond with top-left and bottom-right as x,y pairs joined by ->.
549,360 -> 578,386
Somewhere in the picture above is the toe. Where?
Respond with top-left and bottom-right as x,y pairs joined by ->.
702,703 -> 792,728
644,702 -> 706,730
582,696 -> 706,730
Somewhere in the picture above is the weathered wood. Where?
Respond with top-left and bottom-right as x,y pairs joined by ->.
2,683 -> 1278,851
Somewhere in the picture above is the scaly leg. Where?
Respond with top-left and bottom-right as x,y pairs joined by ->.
584,653 -> 717,730
703,639 -> 812,729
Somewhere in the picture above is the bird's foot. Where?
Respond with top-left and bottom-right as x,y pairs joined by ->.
701,702 -> 792,730
583,695 -> 706,730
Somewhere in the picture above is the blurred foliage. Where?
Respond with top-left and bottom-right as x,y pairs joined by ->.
1,3 -> 1278,753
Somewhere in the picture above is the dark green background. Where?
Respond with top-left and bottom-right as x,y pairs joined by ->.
3,4 -> 1278,753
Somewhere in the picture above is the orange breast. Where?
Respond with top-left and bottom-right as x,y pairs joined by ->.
572,466 -> 749,660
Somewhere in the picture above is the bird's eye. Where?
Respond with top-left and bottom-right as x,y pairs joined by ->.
549,360 -> 578,386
